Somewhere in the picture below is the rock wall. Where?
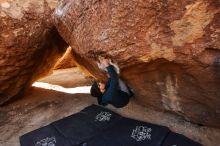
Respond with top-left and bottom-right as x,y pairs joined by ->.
0,0 -> 68,105
54,47 -> 76,69
54,0 -> 220,127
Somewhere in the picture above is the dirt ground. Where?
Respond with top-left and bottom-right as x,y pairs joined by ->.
0,68 -> 219,146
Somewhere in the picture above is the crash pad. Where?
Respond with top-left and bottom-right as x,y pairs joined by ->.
162,132 -> 203,146
83,117 -> 170,146
20,104 -> 203,146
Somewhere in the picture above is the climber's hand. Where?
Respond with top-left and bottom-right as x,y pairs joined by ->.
98,56 -> 110,68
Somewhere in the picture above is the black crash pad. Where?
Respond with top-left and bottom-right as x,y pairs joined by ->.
52,105 -> 122,145
20,104 -> 122,146
82,117 -> 170,146
162,132 -> 203,146
20,124 -> 71,146
20,104 -> 203,146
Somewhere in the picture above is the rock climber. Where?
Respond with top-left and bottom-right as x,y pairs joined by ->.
90,57 -> 133,108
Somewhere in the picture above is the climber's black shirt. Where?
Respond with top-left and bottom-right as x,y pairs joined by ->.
97,65 -> 132,108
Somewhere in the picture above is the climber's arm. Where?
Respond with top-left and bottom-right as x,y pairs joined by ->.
101,65 -> 119,104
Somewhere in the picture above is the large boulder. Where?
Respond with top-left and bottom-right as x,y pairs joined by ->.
0,0 -> 68,105
54,0 -> 220,127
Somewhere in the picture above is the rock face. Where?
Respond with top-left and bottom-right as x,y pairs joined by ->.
54,0 -> 220,127
0,0 -> 68,105
54,47 -> 76,69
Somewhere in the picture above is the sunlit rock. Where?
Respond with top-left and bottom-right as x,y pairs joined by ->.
54,47 -> 76,69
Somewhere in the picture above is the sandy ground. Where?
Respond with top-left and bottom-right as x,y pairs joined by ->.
0,68 -> 220,146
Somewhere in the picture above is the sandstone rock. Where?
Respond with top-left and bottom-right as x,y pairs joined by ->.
54,0 -> 220,127
54,47 -> 76,69
0,0 -> 68,105
46,0 -> 59,9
